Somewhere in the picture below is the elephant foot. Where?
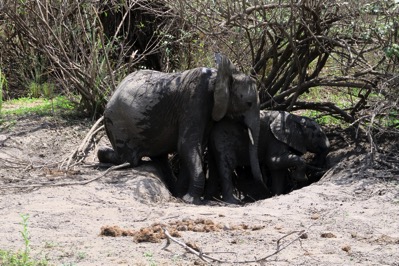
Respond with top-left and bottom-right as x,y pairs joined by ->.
181,193 -> 203,205
251,180 -> 271,199
203,190 -> 223,202
222,195 -> 242,205
203,194 -> 217,201
97,147 -> 121,164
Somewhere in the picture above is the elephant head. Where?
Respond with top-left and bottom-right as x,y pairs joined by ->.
212,55 -> 263,185
270,111 -> 330,161
258,111 -> 330,195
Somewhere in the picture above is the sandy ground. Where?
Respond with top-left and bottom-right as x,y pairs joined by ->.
0,115 -> 398,266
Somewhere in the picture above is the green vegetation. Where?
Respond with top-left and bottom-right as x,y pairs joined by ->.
28,82 -> 55,99
301,109 -> 344,126
378,110 -> 399,129
0,214 -> 48,266
0,96 -> 76,117
298,84 -> 389,127
298,87 -> 352,126
143,251 -> 157,266
0,0 -> 397,129
385,43 -> 399,59
0,95 -> 78,127
77,252 -> 87,261
0,69 -> 7,112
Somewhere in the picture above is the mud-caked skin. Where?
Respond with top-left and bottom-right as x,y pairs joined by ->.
205,110 -> 330,202
98,55 -> 265,204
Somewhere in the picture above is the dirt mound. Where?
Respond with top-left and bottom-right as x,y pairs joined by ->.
103,164 -> 173,204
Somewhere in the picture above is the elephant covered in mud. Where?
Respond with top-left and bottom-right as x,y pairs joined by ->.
206,110 -> 330,203
98,54 -> 265,204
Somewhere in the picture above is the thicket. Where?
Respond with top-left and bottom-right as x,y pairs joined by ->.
0,0 -> 398,134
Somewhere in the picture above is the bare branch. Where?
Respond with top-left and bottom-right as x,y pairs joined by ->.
162,227 -> 306,264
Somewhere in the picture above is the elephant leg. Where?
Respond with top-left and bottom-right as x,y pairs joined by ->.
104,120 -> 141,166
176,141 -> 205,204
204,150 -> 222,200
269,153 -> 307,182
175,163 -> 190,198
260,164 -> 269,185
282,155 -> 308,182
270,169 -> 288,195
217,160 -> 241,204
97,147 -> 118,164
97,147 -> 122,164
236,166 -> 271,201
290,165 -> 308,182
221,175 -> 240,204
150,155 -> 177,192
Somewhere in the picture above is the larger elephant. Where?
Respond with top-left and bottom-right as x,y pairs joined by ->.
97,55 -> 264,204
206,110 -> 330,202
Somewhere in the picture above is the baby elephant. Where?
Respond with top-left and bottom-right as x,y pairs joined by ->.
206,110 -> 330,203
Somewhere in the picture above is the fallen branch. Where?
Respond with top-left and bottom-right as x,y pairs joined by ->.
0,158 -> 29,168
161,227 -> 306,264
162,228 -> 222,263
0,162 -> 130,190
254,230 -> 306,263
61,116 -> 104,170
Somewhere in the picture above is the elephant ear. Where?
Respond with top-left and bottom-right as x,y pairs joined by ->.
212,54 -> 234,121
270,111 -> 307,154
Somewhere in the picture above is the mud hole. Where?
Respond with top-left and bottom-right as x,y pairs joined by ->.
1,115 -> 399,265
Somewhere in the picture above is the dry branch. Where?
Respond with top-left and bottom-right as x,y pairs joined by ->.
162,228 -> 220,263
162,227 -> 306,264
0,162 -> 130,190
61,116 -> 104,170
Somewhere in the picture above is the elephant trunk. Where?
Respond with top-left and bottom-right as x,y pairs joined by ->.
245,111 -> 263,184
248,139 -> 263,183
312,136 -> 330,167
313,148 -> 329,167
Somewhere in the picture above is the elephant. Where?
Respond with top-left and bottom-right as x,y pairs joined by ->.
97,54 -> 265,204
205,110 -> 330,203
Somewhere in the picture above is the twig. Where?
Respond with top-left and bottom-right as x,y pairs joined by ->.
0,162 -> 130,190
0,158 -> 29,168
162,228 -> 220,263
256,230 -> 306,262
61,116 -> 104,170
161,227 -> 306,264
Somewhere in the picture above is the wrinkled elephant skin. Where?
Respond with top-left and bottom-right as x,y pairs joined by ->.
98,55 -> 264,204
206,110 -> 330,202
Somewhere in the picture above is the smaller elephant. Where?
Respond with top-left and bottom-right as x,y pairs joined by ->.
205,110 -> 330,203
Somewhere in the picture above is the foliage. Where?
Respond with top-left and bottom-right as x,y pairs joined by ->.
0,68 -> 7,112
28,82 -> 55,99
1,96 -> 76,116
0,214 -> 48,266
143,251 -> 157,266
385,44 -> 399,59
0,0 -> 180,116
163,0 -> 399,134
0,0 -> 398,134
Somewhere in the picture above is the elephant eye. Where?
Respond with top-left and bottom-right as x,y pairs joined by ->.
247,102 -> 252,107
